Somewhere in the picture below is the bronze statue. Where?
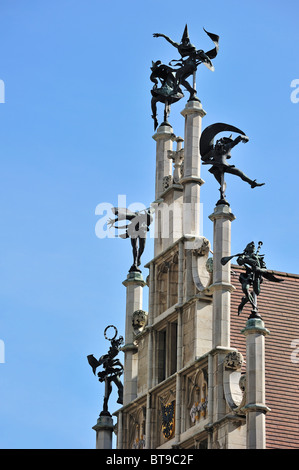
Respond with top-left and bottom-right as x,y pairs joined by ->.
87,325 -> 124,416
200,123 -> 265,205
221,241 -> 283,318
153,25 -> 219,102
150,60 -> 184,130
108,207 -> 153,273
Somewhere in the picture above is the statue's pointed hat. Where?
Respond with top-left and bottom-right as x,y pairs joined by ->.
181,24 -> 190,43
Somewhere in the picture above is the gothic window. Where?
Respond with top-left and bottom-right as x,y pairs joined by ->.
169,321 -> 178,376
157,263 -> 168,316
168,253 -> 178,308
156,251 -> 179,317
156,320 -> 178,384
157,329 -> 167,383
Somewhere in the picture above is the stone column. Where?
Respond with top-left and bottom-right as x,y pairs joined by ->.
152,124 -> 175,201
180,100 -> 206,238
241,317 -> 270,449
152,125 -> 176,257
122,271 -> 146,406
145,262 -> 154,449
208,204 -> 237,439
174,308 -> 183,445
208,204 -> 236,349
93,415 -> 114,449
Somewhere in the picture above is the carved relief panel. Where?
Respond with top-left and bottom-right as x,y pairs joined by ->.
185,367 -> 208,431
127,405 -> 147,449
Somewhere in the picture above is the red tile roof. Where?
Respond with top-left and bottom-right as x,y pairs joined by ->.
230,266 -> 299,449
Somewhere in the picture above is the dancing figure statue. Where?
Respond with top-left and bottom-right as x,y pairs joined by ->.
221,241 -> 283,318
108,206 -> 153,273
200,123 -> 265,205
153,25 -> 219,102
150,60 -> 184,130
87,325 -> 124,416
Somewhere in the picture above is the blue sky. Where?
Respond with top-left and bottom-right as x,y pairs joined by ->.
0,0 -> 298,449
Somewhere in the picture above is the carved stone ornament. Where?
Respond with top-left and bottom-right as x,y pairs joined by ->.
206,257 -> 213,273
132,309 -> 148,336
187,369 -> 208,426
190,236 -> 212,294
163,175 -> 173,191
128,406 -> 147,449
224,351 -> 244,370
239,374 -> 246,392
132,435 -> 146,449
192,237 -> 210,257
158,260 -> 170,276
223,351 -> 246,414
168,141 -> 184,184
172,252 -> 179,264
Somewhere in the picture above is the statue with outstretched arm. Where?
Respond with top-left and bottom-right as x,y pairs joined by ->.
200,122 -> 265,205
87,326 -> 124,416
153,25 -> 219,102
107,207 -> 153,273
221,241 -> 283,318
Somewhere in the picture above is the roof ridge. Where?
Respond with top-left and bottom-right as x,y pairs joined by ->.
231,264 -> 299,279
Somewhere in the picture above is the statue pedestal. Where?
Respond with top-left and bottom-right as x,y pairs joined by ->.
207,204 -> 246,448
152,124 -> 175,202
122,271 -> 146,406
181,100 -> 206,238
152,125 -> 176,257
208,204 -> 236,349
241,317 -> 270,449
92,414 -> 114,449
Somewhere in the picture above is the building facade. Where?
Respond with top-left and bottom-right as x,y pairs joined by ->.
107,100 -> 299,450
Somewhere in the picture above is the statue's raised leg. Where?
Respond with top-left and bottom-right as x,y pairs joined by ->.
226,167 -> 264,188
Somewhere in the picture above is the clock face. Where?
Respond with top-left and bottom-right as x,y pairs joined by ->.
161,401 -> 175,439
